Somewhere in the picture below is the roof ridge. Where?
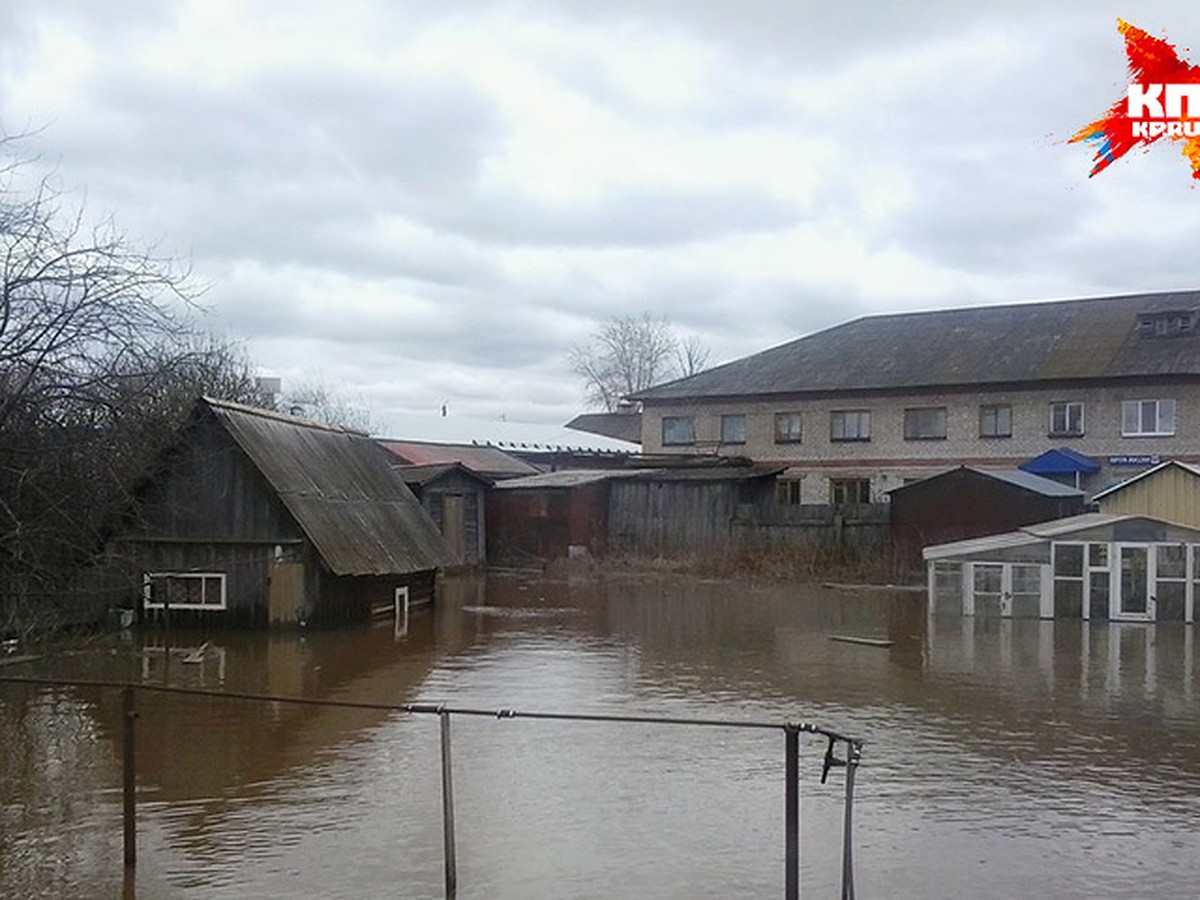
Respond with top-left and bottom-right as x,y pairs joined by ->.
202,396 -> 368,436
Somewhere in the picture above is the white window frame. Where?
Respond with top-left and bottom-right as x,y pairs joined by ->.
1048,401 -> 1084,437
143,572 -> 227,610
720,413 -> 746,445
830,409 -> 871,442
1121,399 -> 1176,437
661,416 -> 696,446
979,403 -> 1012,438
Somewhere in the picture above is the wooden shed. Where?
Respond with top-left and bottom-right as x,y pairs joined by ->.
889,467 -> 1087,573
607,466 -> 780,555
924,513 -> 1200,623
394,463 -> 490,567
487,470 -> 626,563
1092,460 -> 1200,528
111,398 -> 453,628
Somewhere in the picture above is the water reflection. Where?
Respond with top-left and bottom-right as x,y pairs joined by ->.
1,572 -> 1198,898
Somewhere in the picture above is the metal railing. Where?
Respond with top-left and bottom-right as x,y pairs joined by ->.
0,675 -> 863,899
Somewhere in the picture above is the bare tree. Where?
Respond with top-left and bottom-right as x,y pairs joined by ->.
570,314 -> 710,411
0,139 -> 263,632
278,376 -> 373,433
675,334 -> 711,378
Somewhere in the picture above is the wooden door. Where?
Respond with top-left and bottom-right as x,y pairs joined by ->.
442,494 -> 466,563
268,562 -> 304,625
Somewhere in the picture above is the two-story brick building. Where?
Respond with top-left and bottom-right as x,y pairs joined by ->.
630,291 -> 1200,503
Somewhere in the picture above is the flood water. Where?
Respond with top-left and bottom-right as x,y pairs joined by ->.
2,571 -> 1199,899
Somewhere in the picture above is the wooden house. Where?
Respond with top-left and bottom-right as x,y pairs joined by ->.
393,463 -> 490,566
111,398 -> 453,628
889,467 -> 1086,573
924,513 -> 1200,623
1092,460 -> 1200,528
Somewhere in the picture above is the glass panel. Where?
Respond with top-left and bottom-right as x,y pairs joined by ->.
1088,543 -> 1108,568
774,413 -> 802,443
1120,546 -> 1149,614
1157,581 -> 1186,621
1157,544 -> 1186,579
720,414 -> 745,444
1054,579 -> 1083,618
1054,544 -> 1084,577
662,416 -> 695,445
933,563 -> 963,616
1089,571 -> 1110,619
974,564 -> 1002,595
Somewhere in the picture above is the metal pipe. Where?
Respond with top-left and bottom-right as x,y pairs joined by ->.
122,686 -> 137,869
0,677 -> 859,745
785,725 -> 799,900
439,710 -> 457,898
840,742 -> 861,900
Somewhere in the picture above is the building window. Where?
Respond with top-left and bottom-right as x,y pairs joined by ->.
830,478 -> 871,505
903,407 -> 947,440
1122,399 -> 1175,436
1048,401 -> 1084,437
662,416 -> 696,446
143,573 -> 227,610
776,479 -> 803,505
830,410 -> 871,442
774,412 -> 803,444
1137,310 -> 1198,338
979,404 -> 1012,438
720,414 -> 746,445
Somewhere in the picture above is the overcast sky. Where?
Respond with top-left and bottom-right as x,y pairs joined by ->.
1,1 -> 1198,436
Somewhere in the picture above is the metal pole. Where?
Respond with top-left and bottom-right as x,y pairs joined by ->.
122,686 -> 137,869
840,743 -> 860,900
785,725 -> 800,900
439,710 -> 458,898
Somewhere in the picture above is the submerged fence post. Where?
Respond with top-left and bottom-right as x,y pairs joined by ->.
840,742 -> 861,900
439,709 -> 458,898
784,724 -> 800,900
122,686 -> 137,869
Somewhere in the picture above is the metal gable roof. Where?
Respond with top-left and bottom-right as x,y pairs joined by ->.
1091,459 -> 1200,501
202,398 -> 452,576
632,290 -> 1200,402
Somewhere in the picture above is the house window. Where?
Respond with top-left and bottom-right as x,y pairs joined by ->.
830,478 -> 871,505
830,410 -> 870,442
903,407 -> 947,440
979,404 -> 1012,438
774,412 -> 803,444
662,416 -> 696,446
1049,401 -> 1084,437
1122,399 -> 1175,436
776,479 -> 803,505
720,414 -> 746,445
143,573 -> 227,610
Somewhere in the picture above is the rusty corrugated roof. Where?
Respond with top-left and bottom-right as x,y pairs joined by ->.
202,398 -> 452,576
378,440 -> 538,478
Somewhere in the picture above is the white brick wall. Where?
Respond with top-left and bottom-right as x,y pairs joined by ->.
643,383 -> 1200,503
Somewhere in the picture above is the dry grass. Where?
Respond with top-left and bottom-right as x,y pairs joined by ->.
598,540 -> 915,586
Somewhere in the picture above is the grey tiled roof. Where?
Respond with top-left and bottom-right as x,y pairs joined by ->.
632,290 -> 1200,401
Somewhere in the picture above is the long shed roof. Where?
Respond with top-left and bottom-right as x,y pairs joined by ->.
632,290 -> 1200,401
202,398 -> 452,576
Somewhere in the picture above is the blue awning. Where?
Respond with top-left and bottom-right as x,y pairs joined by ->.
1020,448 -> 1101,476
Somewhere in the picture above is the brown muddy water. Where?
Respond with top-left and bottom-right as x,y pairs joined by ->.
1,572 -> 1198,899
